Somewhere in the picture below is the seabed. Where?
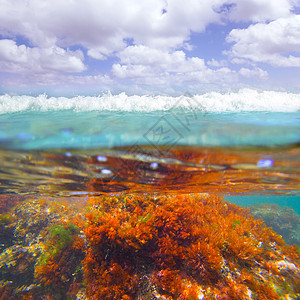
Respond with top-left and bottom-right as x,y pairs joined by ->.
0,146 -> 300,299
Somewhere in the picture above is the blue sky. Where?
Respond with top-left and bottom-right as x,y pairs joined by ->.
0,0 -> 299,95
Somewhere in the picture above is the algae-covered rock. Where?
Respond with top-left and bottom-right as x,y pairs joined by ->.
0,198 -> 85,299
0,245 -> 35,286
1,194 -> 300,299
0,214 -> 15,252
83,194 -> 300,300
13,199 -> 54,246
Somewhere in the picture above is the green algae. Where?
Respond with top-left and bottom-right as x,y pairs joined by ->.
38,223 -> 79,266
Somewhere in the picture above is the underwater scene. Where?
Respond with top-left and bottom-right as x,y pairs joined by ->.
0,91 -> 300,299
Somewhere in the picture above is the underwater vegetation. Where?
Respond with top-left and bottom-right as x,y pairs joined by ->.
0,198 -> 85,299
0,193 -> 300,299
34,222 -> 85,297
84,193 -> 300,300
250,203 -> 300,247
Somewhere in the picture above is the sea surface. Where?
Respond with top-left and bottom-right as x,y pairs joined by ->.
0,89 -> 299,197
0,89 -> 300,299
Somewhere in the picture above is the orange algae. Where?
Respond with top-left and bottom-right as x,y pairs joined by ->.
83,193 -> 300,299
1,193 -> 300,299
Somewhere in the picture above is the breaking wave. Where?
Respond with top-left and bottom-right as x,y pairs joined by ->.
0,89 -> 300,114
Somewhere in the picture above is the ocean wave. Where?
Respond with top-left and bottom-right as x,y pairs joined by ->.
0,89 -> 300,114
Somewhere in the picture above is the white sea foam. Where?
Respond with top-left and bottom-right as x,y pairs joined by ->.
0,89 -> 299,114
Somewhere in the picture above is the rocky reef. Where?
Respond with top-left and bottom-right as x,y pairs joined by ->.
83,193 -> 300,300
250,203 -> 300,247
0,193 -> 300,299
0,197 -> 86,299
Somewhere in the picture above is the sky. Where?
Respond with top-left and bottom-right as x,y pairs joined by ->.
0,0 -> 299,95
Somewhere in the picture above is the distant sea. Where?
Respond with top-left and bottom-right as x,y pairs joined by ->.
0,89 -> 299,150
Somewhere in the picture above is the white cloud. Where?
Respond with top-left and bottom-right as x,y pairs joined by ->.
207,58 -> 228,67
0,0 -> 228,58
222,0 -> 293,22
116,45 -> 205,72
0,42 -> 267,87
0,0 -> 298,90
0,70 -> 112,88
0,1 -> 298,58
112,45 -> 206,82
0,39 -> 86,73
226,15 -> 300,67
0,0 -> 256,60
87,49 -> 107,61
239,67 -> 269,80
0,1 -> 298,64
111,45 -> 265,86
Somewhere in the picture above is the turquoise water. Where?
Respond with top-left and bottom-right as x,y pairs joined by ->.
227,195 -> 300,216
0,90 -> 299,149
0,110 -> 299,150
0,92 -> 299,198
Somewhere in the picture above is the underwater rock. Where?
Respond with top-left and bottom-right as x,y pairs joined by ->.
0,195 -> 25,215
83,193 -> 300,299
0,214 -> 14,251
1,194 -> 300,299
0,198 -> 86,299
250,203 -> 300,247
13,200 -> 52,246
0,245 -> 36,288
273,260 -> 299,275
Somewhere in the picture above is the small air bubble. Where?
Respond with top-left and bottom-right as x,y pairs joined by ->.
257,159 -> 273,168
101,169 -> 112,175
17,132 -> 34,141
97,155 -> 107,162
150,162 -> 159,169
61,128 -> 73,136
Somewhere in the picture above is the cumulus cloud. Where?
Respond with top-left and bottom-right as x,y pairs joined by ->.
0,39 -> 86,73
0,0 -> 298,89
221,0 -> 293,22
239,67 -> 269,80
226,15 -> 300,67
116,45 -> 205,72
3,0 -> 294,57
0,0 -> 224,57
111,45 -> 265,86
0,69 -> 112,88
207,59 -> 228,67
112,45 -> 206,83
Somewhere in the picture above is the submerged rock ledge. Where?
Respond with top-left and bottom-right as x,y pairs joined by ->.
0,193 -> 299,299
